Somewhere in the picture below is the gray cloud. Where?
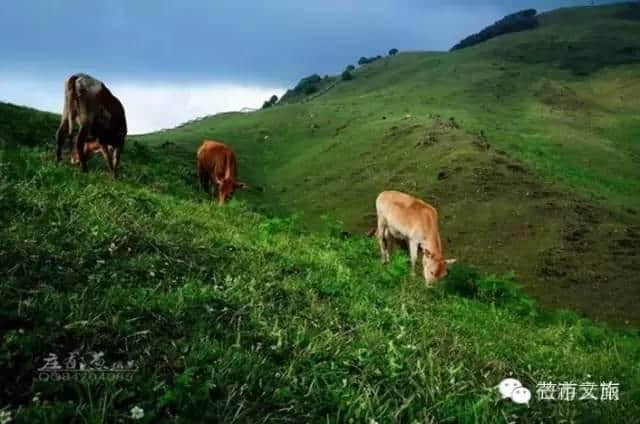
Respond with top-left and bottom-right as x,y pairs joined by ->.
0,1 -> 618,86
0,1 -> 620,132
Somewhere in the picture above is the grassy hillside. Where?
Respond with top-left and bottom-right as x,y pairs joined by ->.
2,140 -> 640,423
2,3 -> 640,422
134,3 -> 640,327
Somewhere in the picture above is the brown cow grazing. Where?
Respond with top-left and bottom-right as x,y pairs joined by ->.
376,190 -> 456,286
55,73 -> 127,178
197,140 -> 246,204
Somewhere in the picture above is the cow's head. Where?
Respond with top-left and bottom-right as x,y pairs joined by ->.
69,141 -> 103,164
216,177 -> 247,205
422,249 -> 456,285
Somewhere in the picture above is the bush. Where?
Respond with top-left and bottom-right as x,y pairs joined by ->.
278,74 -> 323,103
388,48 -> 399,56
616,2 -> 640,21
357,55 -> 382,66
261,94 -> 279,109
451,9 -> 538,51
294,74 -> 322,92
346,64 -> 355,71
341,70 -> 353,81
440,265 -> 535,316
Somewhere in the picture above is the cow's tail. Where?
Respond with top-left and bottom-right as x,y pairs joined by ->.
65,75 -> 79,134
224,151 -> 233,181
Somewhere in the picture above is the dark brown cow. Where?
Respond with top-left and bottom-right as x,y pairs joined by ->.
197,140 -> 246,204
55,73 -> 127,178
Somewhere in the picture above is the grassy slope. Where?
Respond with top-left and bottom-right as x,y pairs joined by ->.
136,4 -> 640,327
2,4 -> 640,422
2,141 -> 640,423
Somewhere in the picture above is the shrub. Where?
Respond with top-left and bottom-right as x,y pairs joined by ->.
261,94 -> 279,109
357,56 -> 382,66
616,2 -> 640,21
451,9 -> 538,51
440,265 -> 535,316
341,70 -> 353,81
278,75 -> 323,103
346,64 -> 355,71
294,74 -> 322,92
388,48 -> 399,56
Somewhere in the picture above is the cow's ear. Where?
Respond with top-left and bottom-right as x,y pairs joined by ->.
445,258 -> 457,265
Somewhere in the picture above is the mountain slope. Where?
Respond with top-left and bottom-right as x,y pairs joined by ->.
133,3 -> 640,326
2,4 -> 640,422
1,142 -> 640,423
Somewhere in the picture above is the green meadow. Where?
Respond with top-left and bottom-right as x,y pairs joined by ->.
1,3 -> 639,423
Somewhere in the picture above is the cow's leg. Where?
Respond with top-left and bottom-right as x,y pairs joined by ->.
102,146 -> 117,179
386,230 -> 396,255
199,169 -> 211,196
55,120 -> 69,162
409,240 -> 419,277
377,218 -> 389,264
98,145 -> 110,164
98,145 -> 116,177
74,125 -> 90,172
110,147 -> 121,179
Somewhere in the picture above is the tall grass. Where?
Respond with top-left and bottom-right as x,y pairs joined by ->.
1,144 -> 639,423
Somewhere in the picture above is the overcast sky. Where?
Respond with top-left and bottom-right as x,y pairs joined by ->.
0,0 -> 618,133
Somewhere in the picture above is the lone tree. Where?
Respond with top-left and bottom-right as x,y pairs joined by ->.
346,64 -> 355,71
389,48 -> 399,56
341,70 -> 353,81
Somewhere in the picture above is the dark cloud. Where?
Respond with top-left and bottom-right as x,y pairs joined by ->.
0,1 -> 619,86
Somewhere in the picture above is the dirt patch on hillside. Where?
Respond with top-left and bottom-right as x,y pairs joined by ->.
434,150 -> 640,328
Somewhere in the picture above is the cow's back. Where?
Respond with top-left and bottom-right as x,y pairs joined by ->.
66,73 -> 127,142
197,140 -> 236,179
376,191 -> 436,240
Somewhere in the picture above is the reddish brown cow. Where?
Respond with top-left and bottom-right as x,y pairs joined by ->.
55,73 -> 127,178
197,140 -> 246,204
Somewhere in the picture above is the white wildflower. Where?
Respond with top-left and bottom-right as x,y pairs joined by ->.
32,392 -> 41,403
130,406 -> 144,420
0,409 -> 12,424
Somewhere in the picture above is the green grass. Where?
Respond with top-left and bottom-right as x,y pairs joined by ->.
132,4 -> 640,327
2,3 -> 640,422
2,144 -> 640,423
